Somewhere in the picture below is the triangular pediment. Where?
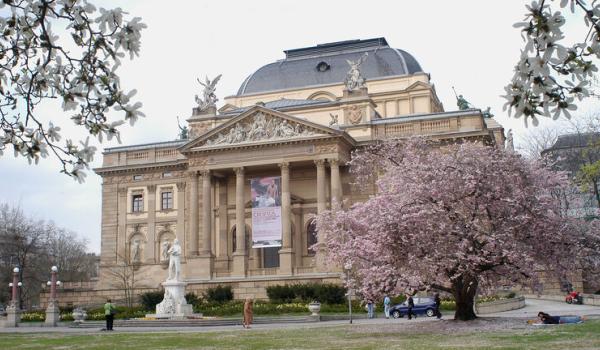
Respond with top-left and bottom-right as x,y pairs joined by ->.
180,106 -> 345,152
405,81 -> 431,92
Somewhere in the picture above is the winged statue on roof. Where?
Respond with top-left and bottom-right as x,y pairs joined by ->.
344,53 -> 368,91
195,74 -> 222,111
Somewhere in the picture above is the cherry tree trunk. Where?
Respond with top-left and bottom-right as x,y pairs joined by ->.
452,276 -> 478,321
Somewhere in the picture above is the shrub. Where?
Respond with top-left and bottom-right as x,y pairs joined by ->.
205,285 -> 233,303
140,291 -> 164,311
185,292 -> 201,306
266,283 -> 346,304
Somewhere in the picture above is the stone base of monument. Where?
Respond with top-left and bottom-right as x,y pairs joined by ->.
4,305 -> 20,327
45,302 -> 60,327
146,280 -> 195,320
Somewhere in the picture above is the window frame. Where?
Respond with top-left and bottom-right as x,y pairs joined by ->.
132,193 -> 144,213
161,190 -> 173,210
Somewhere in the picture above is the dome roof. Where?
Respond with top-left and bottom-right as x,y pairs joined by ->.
236,38 -> 423,96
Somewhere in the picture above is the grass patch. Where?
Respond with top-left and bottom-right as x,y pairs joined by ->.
1,320 -> 599,349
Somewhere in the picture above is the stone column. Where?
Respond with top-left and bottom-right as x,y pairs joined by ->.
197,170 -> 214,279
315,159 -> 327,213
117,187 -> 128,262
201,170 -> 212,256
217,179 -> 229,261
147,184 -> 157,262
188,171 -> 199,256
293,210 -> 303,268
329,159 -> 342,208
279,162 -> 294,275
314,159 -> 327,271
232,167 -> 247,276
176,182 -> 186,248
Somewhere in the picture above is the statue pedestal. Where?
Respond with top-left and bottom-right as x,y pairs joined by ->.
4,305 -> 20,327
45,301 -> 60,327
146,280 -> 193,320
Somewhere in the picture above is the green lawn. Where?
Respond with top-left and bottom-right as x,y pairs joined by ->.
1,320 -> 599,350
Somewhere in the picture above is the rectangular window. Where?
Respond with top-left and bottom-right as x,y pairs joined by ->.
132,194 -> 143,212
161,191 -> 173,210
133,174 -> 143,181
162,172 -> 173,178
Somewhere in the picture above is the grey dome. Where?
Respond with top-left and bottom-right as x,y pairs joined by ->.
237,38 -> 423,96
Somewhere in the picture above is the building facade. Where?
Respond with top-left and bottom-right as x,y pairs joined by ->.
75,38 -> 505,304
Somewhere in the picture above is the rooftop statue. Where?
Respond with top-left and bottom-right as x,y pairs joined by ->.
177,116 -> 188,140
195,74 -> 222,111
506,129 -> 515,152
344,53 -> 368,91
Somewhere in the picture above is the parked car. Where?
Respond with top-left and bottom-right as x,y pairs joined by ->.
389,297 -> 437,318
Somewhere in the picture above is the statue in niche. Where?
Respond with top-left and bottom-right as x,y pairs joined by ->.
344,53 -> 368,91
131,239 -> 141,262
161,240 -> 171,262
195,74 -> 222,111
167,239 -> 182,281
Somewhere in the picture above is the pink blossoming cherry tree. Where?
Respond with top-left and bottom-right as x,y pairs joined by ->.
316,139 -> 600,321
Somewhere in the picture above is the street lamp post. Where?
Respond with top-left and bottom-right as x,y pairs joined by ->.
45,266 -> 61,327
5,267 -> 22,327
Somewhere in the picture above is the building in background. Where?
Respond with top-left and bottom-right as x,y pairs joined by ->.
60,38 -> 505,305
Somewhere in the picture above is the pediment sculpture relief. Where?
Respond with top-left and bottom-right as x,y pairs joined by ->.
205,113 -> 320,146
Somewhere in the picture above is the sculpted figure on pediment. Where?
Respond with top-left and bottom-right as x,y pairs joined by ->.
204,113 -> 320,146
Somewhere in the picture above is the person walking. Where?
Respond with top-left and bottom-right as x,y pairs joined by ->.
243,297 -> 254,328
383,295 -> 391,319
434,293 -> 442,319
103,299 -> 116,331
366,299 -> 374,319
407,294 -> 415,320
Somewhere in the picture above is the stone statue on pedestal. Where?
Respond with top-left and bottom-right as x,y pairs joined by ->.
506,129 -> 514,151
344,53 -> 368,91
167,239 -> 181,281
195,74 -> 222,112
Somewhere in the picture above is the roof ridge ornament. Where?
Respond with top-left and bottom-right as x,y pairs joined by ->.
344,53 -> 368,91
195,74 -> 222,112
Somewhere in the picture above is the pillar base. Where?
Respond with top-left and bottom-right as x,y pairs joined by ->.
5,305 -> 20,328
232,252 -> 247,277
45,302 -> 60,327
278,248 -> 295,275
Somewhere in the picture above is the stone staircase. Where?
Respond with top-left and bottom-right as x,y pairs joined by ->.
70,316 -> 316,328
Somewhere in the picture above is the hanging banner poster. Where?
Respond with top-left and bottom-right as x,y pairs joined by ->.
251,176 -> 282,248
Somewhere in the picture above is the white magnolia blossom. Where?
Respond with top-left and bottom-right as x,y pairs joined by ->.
505,0 -> 599,126
0,0 -> 146,181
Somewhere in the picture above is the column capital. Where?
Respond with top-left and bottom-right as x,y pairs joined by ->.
278,162 -> 290,171
117,187 -> 128,196
328,159 -> 340,167
186,170 -> 199,178
147,184 -> 156,193
314,159 -> 326,167
176,182 -> 186,191
233,167 -> 244,176
200,169 -> 211,178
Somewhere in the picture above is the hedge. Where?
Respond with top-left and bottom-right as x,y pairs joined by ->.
266,283 -> 346,304
204,285 -> 233,303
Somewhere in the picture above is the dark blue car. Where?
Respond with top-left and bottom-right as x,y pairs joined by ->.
389,297 -> 437,318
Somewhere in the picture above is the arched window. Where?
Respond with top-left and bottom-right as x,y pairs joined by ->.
307,219 -> 318,255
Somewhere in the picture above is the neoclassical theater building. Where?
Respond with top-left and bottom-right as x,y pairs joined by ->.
59,38 -> 506,304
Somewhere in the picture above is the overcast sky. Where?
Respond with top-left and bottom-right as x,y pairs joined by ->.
1,0 -> 599,253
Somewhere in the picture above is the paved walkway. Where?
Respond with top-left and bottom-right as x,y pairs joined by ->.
484,298 -> 600,318
2,298 -> 599,334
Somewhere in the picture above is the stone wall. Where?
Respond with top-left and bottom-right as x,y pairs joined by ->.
39,275 -> 342,308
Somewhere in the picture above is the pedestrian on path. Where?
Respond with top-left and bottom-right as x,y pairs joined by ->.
103,299 -> 116,331
407,294 -> 415,320
434,293 -> 442,319
366,299 -> 374,319
383,295 -> 391,319
243,297 -> 254,328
